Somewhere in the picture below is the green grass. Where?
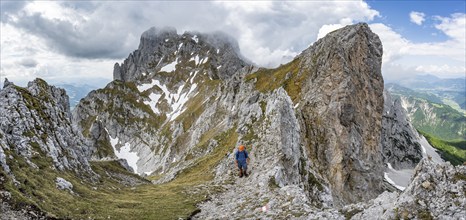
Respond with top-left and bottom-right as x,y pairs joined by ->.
419,131 -> 466,165
3,127 -> 239,220
245,58 -> 303,103
442,98 -> 466,116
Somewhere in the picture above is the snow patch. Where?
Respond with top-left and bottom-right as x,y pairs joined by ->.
137,80 -> 157,93
387,163 -> 394,170
200,57 -> 208,64
192,35 -> 199,43
217,65 -> 222,69
384,172 -> 406,191
167,83 -> 198,121
178,43 -> 183,50
160,59 -> 178,72
109,135 -> 140,174
144,93 -> 162,114
147,79 -> 198,121
189,55 -> 200,65
216,48 -> 220,54
190,71 -> 199,84
164,39 -> 169,42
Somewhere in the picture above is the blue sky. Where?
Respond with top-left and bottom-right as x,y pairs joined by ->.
368,0 -> 465,43
0,1 -> 465,88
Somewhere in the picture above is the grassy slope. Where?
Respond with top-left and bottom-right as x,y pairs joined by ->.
388,85 -> 466,141
419,131 -> 466,166
2,127 -> 238,219
245,57 -> 303,103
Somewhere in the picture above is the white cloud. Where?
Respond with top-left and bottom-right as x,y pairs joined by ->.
370,13 -> 465,80
1,0 -> 380,86
0,22 -> 117,87
1,1 -> 463,87
410,11 -> 426,25
434,13 -> 465,43
214,1 -> 379,67
415,65 -> 466,74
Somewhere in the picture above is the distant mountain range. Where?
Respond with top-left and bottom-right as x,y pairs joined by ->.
386,74 -> 465,111
386,82 -> 465,165
55,83 -> 99,109
386,83 -> 465,140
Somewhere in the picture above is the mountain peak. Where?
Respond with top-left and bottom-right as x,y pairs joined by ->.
114,27 -> 248,82
3,78 -> 13,89
141,26 -> 177,39
301,23 -> 382,61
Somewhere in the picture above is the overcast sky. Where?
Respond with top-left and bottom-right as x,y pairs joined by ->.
1,1 -> 465,87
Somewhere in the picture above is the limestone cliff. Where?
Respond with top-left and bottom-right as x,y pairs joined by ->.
381,91 -> 423,170
0,79 -> 91,174
296,23 -> 385,205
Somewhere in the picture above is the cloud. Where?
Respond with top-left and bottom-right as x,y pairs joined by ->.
0,1 -> 29,21
2,1 -> 463,86
316,17 -> 357,40
415,64 -> 466,74
369,13 -> 465,80
17,58 -> 38,68
410,11 -> 425,25
434,13 -> 465,43
2,1 -> 378,67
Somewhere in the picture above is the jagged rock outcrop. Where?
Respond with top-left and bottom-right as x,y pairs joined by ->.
345,158 -> 466,219
0,78 -> 91,174
381,91 -> 423,170
296,23 -> 385,205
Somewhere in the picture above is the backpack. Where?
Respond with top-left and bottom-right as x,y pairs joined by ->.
236,150 -> 248,161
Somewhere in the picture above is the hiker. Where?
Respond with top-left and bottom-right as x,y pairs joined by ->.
235,145 -> 249,178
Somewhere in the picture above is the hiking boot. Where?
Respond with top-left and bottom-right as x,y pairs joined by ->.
239,169 -> 243,178
244,169 -> 248,177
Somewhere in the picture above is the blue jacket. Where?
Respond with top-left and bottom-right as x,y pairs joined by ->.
235,150 -> 248,162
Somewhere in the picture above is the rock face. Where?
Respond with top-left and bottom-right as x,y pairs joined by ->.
381,91 -> 423,170
55,177 -> 73,191
297,23 -> 385,205
346,158 -> 466,219
385,159 -> 466,219
0,79 -> 91,174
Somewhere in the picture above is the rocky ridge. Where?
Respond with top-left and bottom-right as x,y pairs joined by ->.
345,158 -> 465,220
1,23 -> 464,219
0,79 -> 91,174
74,23 -> 388,208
